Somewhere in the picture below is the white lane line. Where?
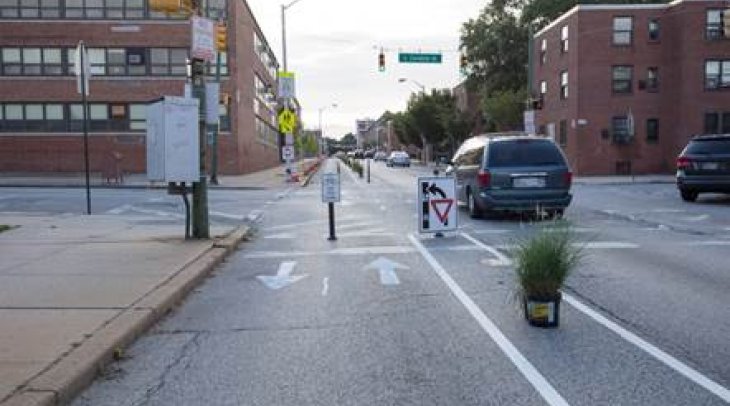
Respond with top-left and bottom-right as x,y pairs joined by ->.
683,214 -> 710,222
127,207 -> 185,218
337,221 -> 380,231
209,211 -> 246,221
685,240 -> 730,246
380,205 -> 387,211
408,234 -> 570,406
564,294 -> 730,403
247,210 -> 264,222
244,246 -> 415,259
106,204 -> 132,215
264,233 -> 296,240
493,242 -> 639,251
322,277 -> 329,296
461,233 -> 513,266
468,229 -> 511,235
265,217 -> 367,231
327,231 -> 395,238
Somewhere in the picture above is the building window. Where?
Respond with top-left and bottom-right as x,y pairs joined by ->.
1,48 -> 22,75
559,119 -> 567,147
560,26 -> 568,53
612,65 -> 633,94
705,60 -> 730,89
540,80 -> 547,96
613,16 -> 633,45
150,48 -> 188,76
87,48 -> 106,75
22,48 -> 42,75
646,118 -> 658,142
646,67 -> 658,91
540,38 -> 547,65
560,71 -> 568,99
704,112 -> 730,134
207,51 -> 228,76
648,19 -> 660,41
106,48 -> 126,75
706,9 -> 723,40
129,104 -> 146,131
42,48 -> 63,75
612,115 -> 632,143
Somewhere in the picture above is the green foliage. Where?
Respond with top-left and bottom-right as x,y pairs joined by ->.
0,225 -> 15,233
391,90 -> 470,152
340,133 -> 357,146
512,222 -> 583,299
482,88 -> 528,131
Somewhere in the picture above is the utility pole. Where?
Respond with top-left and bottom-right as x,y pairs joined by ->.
191,56 -> 209,239
210,19 -> 226,185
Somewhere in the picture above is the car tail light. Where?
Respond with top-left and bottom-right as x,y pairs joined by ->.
564,171 -> 573,188
677,157 -> 692,170
477,169 -> 491,187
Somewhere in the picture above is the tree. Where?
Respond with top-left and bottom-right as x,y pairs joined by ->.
482,88 -> 528,131
340,133 -> 357,146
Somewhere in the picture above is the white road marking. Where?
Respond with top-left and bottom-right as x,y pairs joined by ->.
127,207 -> 185,218
337,221 -> 380,231
685,240 -> 730,246
247,210 -> 264,222
264,233 -> 297,240
380,205 -> 387,211
364,257 -> 408,286
209,211 -> 246,221
256,261 -> 308,290
328,231 -> 395,238
322,277 -> 329,296
106,204 -> 132,215
683,214 -> 710,222
265,216 -> 368,231
245,246 -> 415,259
461,233 -> 513,266
408,234 -> 570,406
564,294 -> 730,403
493,241 -> 639,251
468,229 -> 511,235
649,208 -> 685,213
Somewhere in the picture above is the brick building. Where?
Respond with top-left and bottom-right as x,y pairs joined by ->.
533,0 -> 730,175
0,0 -> 281,176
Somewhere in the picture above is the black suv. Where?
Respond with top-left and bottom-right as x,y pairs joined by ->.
446,134 -> 572,218
676,134 -> 730,202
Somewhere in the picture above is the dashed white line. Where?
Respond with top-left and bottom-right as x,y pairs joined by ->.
564,294 -> 730,403
408,234 -> 570,406
322,277 -> 329,296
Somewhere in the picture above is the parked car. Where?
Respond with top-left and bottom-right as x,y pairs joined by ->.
446,134 -> 572,218
364,149 -> 375,159
387,151 -> 411,167
374,151 -> 388,161
676,134 -> 730,202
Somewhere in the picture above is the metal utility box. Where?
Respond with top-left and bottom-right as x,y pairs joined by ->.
146,96 -> 200,182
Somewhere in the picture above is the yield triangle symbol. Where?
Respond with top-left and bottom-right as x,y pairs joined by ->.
430,199 -> 453,224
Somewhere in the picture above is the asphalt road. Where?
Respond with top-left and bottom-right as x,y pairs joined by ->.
34,159 -> 730,405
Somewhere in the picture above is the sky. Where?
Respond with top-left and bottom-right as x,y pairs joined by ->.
245,0 -> 487,140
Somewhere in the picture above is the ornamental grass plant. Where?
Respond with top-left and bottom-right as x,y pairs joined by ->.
512,221 -> 583,300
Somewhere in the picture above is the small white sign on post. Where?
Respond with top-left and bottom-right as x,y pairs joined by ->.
524,110 -> 536,134
322,173 -> 341,203
74,41 -> 91,96
205,82 -> 220,125
282,145 -> 294,161
418,176 -> 457,234
278,71 -> 296,99
191,16 -> 216,62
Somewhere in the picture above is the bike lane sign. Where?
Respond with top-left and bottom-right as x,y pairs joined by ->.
418,176 -> 457,234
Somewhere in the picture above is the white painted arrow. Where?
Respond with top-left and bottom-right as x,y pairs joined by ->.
257,261 -> 308,290
364,257 -> 409,286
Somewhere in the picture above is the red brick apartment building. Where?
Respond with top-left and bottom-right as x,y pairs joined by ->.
533,0 -> 730,175
0,0 -> 281,175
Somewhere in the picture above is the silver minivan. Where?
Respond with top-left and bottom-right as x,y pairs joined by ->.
446,133 -> 573,218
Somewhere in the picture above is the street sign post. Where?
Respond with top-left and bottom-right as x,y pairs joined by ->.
278,108 -> 297,133
281,145 -> 294,161
322,172 -> 341,241
278,71 -> 296,99
418,176 -> 457,234
398,53 -> 443,64
191,16 -> 216,62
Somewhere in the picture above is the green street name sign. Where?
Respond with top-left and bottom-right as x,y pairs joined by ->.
398,53 -> 442,64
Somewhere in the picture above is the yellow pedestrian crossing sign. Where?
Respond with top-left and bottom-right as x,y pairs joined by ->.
278,108 -> 297,133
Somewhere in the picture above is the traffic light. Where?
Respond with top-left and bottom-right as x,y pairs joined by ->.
149,0 -> 179,13
378,50 -> 385,72
216,23 -> 227,51
724,8 -> 730,38
460,53 -> 467,74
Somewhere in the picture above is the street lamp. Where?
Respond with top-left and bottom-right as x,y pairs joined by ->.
318,103 -> 337,154
398,77 -> 426,93
281,0 -> 306,72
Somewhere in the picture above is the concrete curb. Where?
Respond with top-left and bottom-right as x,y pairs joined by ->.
1,225 -> 253,406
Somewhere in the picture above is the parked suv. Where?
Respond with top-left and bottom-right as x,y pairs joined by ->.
446,134 -> 572,218
676,134 -> 730,202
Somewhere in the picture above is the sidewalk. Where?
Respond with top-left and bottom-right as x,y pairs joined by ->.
0,159 -> 319,190
0,159 -> 328,406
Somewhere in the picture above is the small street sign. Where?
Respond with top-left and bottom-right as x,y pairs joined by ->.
191,16 -> 216,62
398,53 -> 442,64
282,145 -> 294,161
278,108 -> 297,133
278,71 -> 296,99
321,172 -> 340,203
418,176 -> 457,233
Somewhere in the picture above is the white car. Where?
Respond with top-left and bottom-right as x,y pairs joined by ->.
386,151 -> 411,167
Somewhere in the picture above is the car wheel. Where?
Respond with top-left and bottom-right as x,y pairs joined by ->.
467,191 -> 481,219
680,189 -> 698,202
